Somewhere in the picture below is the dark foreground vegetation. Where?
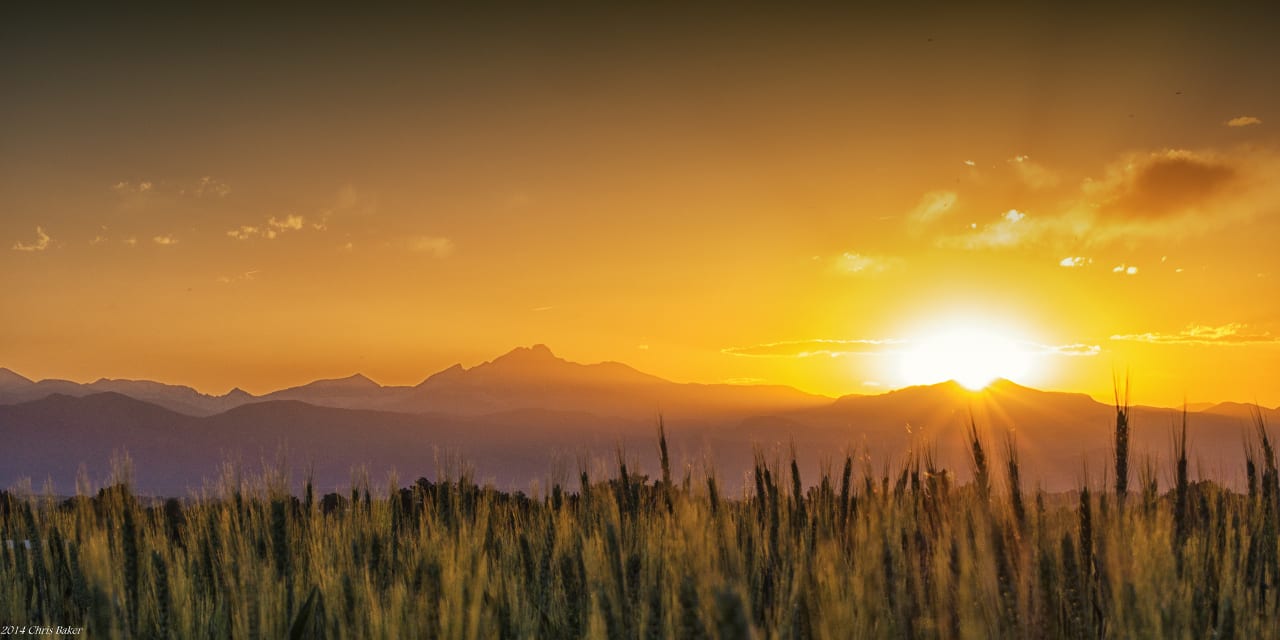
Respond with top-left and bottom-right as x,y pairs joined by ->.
2,408 -> 1279,638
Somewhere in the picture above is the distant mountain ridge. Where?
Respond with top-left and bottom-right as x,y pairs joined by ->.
0,345 -> 831,418
3,347 -> 1279,495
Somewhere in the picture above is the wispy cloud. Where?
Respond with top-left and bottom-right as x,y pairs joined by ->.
188,176 -> 231,198
1226,116 -> 1262,128
934,146 -> 1280,250
1040,343 -> 1102,356
115,176 -> 231,198
935,208 -> 1083,249
724,337 -> 1100,359
153,235 -> 178,246
1009,155 -> 1059,188
830,252 -> 898,275
723,339 -> 906,358
269,215 -> 304,231
908,190 -> 957,224
227,226 -> 260,240
227,214 -> 310,241
1111,323 -> 1278,345
110,180 -> 154,195
217,270 -> 260,284
409,236 -> 454,258
1112,264 -> 1139,275
12,226 -> 51,252
1091,149 -> 1236,222
1059,256 -> 1091,268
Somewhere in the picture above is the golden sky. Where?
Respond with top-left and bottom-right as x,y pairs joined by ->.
3,4 -> 1278,406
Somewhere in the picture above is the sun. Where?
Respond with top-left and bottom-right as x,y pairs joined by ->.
899,326 -> 1033,390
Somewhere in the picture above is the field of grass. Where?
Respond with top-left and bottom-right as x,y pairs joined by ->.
2,411 -> 1278,638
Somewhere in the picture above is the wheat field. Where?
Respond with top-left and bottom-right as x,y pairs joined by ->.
1,413 -> 1276,639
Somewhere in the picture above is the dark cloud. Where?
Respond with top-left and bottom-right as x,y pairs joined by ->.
1100,152 -> 1236,220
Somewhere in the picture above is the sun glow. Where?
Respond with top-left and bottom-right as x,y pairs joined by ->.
900,327 -> 1033,390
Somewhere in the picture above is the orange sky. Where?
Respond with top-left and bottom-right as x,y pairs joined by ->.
3,4 -> 1279,406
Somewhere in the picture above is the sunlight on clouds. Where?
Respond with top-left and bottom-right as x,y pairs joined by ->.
269,215 -> 304,231
932,146 -> 1280,250
193,176 -> 231,198
1226,116 -> 1261,127
216,270 -> 260,285
935,208 -> 1070,249
12,226 -> 51,252
153,235 -> 178,246
1009,155 -> 1059,188
227,215 -> 309,241
909,191 -> 957,224
831,252 -> 896,275
110,180 -> 153,195
1111,264 -> 1138,275
1059,256 -> 1090,267
1040,343 -> 1101,356
1111,323 -> 1277,345
723,336 -> 1098,361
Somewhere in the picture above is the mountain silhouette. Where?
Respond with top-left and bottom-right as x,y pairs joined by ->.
0,367 -> 34,391
2,348 -> 1277,495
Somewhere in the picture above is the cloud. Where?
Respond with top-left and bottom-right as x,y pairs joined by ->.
1009,155 -> 1059,188
227,215 -> 309,241
830,252 -> 898,275
935,208 -> 1085,249
723,337 -> 1100,359
216,270 -> 260,285
722,339 -> 905,358
269,215 -> 304,231
1111,323 -> 1278,346
1039,343 -> 1102,356
409,236 -> 454,258
116,177 -> 232,198
935,146 -> 1280,250
1059,256 -> 1090,267
12,226 -> 51,252
1092,149 -> 1237,221
227,226 -> 260,240
1112,264 -> 1138,275
110,180 -> 154,195
152,235 -> 178,246
1226,116 -> 1262,128
192,176 -> 231,198
909,191 -> 957,224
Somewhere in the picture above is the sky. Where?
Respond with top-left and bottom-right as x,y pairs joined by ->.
3,4 -> 1279,406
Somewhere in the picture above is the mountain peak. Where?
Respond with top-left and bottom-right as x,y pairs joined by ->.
326,373 -> 379,388
281,373 -> 381,393
492,344 -> 563,365
0,367 -> 34,389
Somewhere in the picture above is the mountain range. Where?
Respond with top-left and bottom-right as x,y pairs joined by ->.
2,345 -> 1276,495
